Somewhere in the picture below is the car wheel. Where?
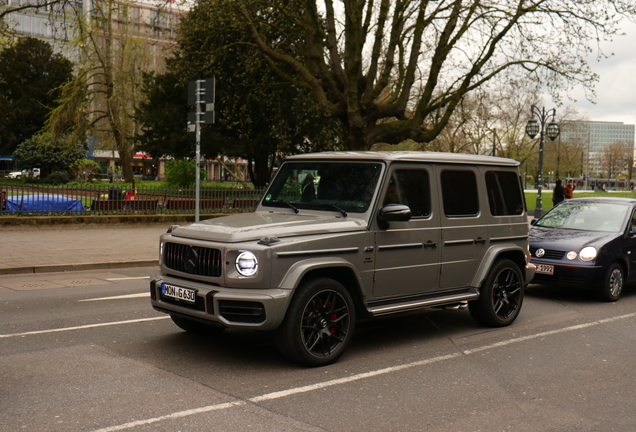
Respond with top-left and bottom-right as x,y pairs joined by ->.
170,314 -> 225,335
599,263 -> 624,302
274,278 -> 355,367
468,259 -> 524,327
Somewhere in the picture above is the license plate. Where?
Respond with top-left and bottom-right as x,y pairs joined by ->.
161,283 -> 197,303
536,264 -> 554,275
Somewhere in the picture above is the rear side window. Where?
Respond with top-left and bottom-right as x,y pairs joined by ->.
485,171 -> 524,216
441,170 -> 479,217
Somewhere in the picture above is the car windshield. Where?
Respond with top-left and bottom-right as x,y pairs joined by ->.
262,161 -> 383,214
536,201 -> 629,232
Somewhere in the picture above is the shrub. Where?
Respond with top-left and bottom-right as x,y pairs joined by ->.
45,171 -> 71,185
69,159 -> 101,182
165,160 -> 204,188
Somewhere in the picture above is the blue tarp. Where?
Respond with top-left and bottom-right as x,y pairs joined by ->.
6,195 -> 86,212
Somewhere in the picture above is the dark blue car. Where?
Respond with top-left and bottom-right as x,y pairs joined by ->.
529,197 -> 636,301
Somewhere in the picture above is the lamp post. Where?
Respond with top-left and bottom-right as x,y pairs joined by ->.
525,105 -> 560,218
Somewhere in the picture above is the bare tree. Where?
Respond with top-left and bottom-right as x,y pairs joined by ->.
234,0 -> 636,151
601,141 -> 631,179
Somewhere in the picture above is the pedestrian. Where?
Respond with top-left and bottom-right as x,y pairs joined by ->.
552,179 -> 564,206
564,179 -> 575,199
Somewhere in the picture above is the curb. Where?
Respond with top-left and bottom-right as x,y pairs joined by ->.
0,260 -> 160,276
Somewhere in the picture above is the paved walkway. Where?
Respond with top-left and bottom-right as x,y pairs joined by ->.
0,223 -> 170,275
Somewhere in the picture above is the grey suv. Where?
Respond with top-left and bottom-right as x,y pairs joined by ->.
151,152 -> 534,366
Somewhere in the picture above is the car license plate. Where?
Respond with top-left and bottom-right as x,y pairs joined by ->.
536,264 -> 554,275
161,283 -> 196,303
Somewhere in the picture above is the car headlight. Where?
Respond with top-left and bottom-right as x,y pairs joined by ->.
236,251 -> 258,276
579,246 -> 597,262
566,251 -> 577,260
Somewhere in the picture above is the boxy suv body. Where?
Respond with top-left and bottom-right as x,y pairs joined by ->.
151,152 -> 534,366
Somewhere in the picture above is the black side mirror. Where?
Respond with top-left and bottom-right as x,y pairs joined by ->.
530,219 -> 538,225
378,204 -> 412,229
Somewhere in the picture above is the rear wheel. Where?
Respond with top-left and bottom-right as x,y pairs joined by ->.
170,315 -> 225,335
599,263 -> 624,302
469,259 -> 524,327
274,278 -> 355,367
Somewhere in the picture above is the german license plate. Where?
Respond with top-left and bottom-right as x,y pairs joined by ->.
536,264 -> 554,275
161,283 -> 196,303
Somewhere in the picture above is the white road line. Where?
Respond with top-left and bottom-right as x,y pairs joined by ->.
0,316 -> 169,338
91,402 -> 246,432
79,293 -> 150,302
105,277 -> 150,281
88,310 -> 636,432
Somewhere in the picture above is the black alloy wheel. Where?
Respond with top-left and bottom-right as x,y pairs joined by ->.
469,259 -> 524,327
275,278 -> 355,367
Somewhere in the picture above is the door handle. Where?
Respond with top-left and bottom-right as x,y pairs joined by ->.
475,237 -> 486,244
424,241 -> 438,248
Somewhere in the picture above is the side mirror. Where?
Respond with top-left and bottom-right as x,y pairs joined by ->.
530,219 -> 538,225
378,204 -> 412,227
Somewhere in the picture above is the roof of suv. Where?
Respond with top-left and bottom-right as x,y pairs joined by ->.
285,151 -> 520,166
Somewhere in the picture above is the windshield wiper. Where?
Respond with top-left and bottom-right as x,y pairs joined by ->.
276,200 -> 299,214
316,203 -> 348,217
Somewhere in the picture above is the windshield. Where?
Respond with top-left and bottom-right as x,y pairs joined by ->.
262,161 -> 383,214
536,201 -> 629,232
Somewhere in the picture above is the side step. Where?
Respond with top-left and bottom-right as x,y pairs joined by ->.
367,293 -> 478,317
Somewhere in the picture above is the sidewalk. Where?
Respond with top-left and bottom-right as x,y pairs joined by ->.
0,223 -> 170,275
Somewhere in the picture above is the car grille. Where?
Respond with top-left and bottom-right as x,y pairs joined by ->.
530,247 -> 566,260
164,242 -> 223,277
219,300 -> 266,323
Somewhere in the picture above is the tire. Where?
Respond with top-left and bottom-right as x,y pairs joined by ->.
599,263 -> 624,302
274,278 -> 356,367
469,259 -> 524,327
170,314 -> 225,335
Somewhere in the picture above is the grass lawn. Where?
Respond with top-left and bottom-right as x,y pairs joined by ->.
524,191 -> 636,211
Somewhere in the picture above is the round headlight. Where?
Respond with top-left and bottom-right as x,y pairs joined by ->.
579,246 -> 597,262
566,251 -> 577,260
236,251 -> 258,276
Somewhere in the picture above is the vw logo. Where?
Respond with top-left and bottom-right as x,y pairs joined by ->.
535,248 -> 546,258
183,246 -> 199,273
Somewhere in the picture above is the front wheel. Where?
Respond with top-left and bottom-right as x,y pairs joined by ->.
274,278 -> 355,367
469,259 -> 524,327
599,263 -> 624,302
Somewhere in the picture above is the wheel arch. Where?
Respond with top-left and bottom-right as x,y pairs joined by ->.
278,258 -> 367,318
471,245 -> 528,288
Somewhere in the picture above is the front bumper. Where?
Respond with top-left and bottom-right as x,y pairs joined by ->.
529,260 -> 605,286
150,275 -> 293,331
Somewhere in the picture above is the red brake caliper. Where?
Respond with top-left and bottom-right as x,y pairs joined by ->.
327,301 -> 337,334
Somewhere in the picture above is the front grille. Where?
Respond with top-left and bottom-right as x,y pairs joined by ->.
219,300 -> 266,323
530,247 -> 566,260
164,243 -> 223,277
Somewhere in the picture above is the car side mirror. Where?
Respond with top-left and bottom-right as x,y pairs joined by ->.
530,219 -> 537,225
378,204 -> 411,229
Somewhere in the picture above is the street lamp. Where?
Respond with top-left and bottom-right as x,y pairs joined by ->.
525,105 -> 560,217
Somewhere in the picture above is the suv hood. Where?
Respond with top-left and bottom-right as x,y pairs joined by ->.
170,212 -> 368,243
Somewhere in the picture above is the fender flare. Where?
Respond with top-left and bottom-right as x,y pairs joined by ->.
278,257 -> 363,291
470,244 -> 528,288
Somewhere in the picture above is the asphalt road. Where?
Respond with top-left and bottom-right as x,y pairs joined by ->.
2,267 -> 636,431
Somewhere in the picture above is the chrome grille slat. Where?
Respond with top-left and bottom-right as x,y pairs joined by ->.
164,242 -> 222,277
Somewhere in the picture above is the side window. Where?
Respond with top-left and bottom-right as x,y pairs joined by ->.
441,170 -> 479,217
383,169 -> 431,217
485,171 -> 524,216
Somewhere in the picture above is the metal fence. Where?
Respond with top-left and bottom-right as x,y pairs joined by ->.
0,184 -> 266,216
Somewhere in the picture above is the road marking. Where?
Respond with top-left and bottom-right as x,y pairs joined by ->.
105,277 -> 150,281
87,310 -> 636,432
79,293 -> 150,302
0,316 -> 169,339
91,402 -> 246,432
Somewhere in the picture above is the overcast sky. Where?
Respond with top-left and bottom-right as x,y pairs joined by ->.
562,19 -> 636,127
